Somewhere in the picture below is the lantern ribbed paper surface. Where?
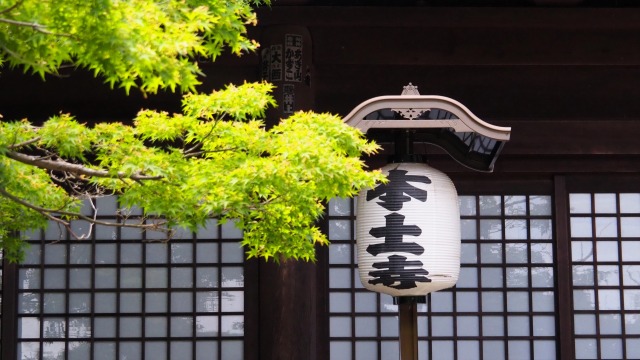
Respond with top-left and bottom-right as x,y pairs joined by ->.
356,162 -> 461,297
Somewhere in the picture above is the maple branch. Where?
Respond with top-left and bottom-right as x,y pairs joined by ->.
6,150 -> 164,181
0,17 -> 72,37
0,0 -> 24,15
7,136 -> 41,150
185,147 -> 239,158
0,187 -> 169,232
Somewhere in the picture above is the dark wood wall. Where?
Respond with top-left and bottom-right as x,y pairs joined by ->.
251,7 -> 640,359
256,6 -> 640,177
2,5 -> 640,360
2,6 -> 640,175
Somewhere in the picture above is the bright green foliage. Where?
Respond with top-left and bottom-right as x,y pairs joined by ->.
1,83 -> 384,262
0,127 -> 83,260
0,0 -> 385,263
0,0 -> 266,93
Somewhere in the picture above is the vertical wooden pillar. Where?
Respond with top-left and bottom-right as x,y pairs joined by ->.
1,258 -> 17,360
257,26 -> 317,360
554,176 -> 576,360
258,260 -> 318,359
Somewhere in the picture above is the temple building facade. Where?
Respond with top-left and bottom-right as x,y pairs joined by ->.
1,2 -> 640,359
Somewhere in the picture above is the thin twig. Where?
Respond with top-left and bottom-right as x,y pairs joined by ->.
184,147 -> 239,158
0,17 -> 73,37
0,0 -> 24,15
0,187 -> 168,230
8,137 -> 41,150
0,42 -> 47,71
67,197 -> 96,240
183,120 -> 220,156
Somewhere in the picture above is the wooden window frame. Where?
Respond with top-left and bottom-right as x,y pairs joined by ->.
320,174 -> 640,359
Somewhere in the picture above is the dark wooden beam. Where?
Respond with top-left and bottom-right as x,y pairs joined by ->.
0,65 -> 259,122
368,118 -> 640,156
314,65 -> 640,121
494,120 -> 640,156
365,152 -> 640,175
311,26 -> 640,66
258,6 -> 640,29
269,0 -> 640,6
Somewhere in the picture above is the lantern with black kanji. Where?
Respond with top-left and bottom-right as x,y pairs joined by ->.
356,162 -> 461,297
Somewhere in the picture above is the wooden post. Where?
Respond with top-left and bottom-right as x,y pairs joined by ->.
396,297 -> 423,360
258,260 -> 318,360
1,258 -> 17,360
255,25 -> 317,360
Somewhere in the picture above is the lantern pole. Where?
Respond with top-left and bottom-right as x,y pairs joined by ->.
393,129 -> 422,163
396,296 -> 424,360
393,129 -> 422,360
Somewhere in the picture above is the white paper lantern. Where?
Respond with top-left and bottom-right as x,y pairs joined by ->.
356,162 -> 461,297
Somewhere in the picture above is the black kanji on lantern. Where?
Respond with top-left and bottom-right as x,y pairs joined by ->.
367,213 -> 424,256
366,169 -> 431,211
368,254 -> 431,289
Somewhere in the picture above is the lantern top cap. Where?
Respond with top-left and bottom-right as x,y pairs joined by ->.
400,83 -> 420,96
343,83 -> 511,172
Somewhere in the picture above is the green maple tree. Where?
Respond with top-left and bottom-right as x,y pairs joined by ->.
0,0 -> 383,262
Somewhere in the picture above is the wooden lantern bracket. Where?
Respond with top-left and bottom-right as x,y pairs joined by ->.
343,83 -> 512,172
343,95 -> 511,141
